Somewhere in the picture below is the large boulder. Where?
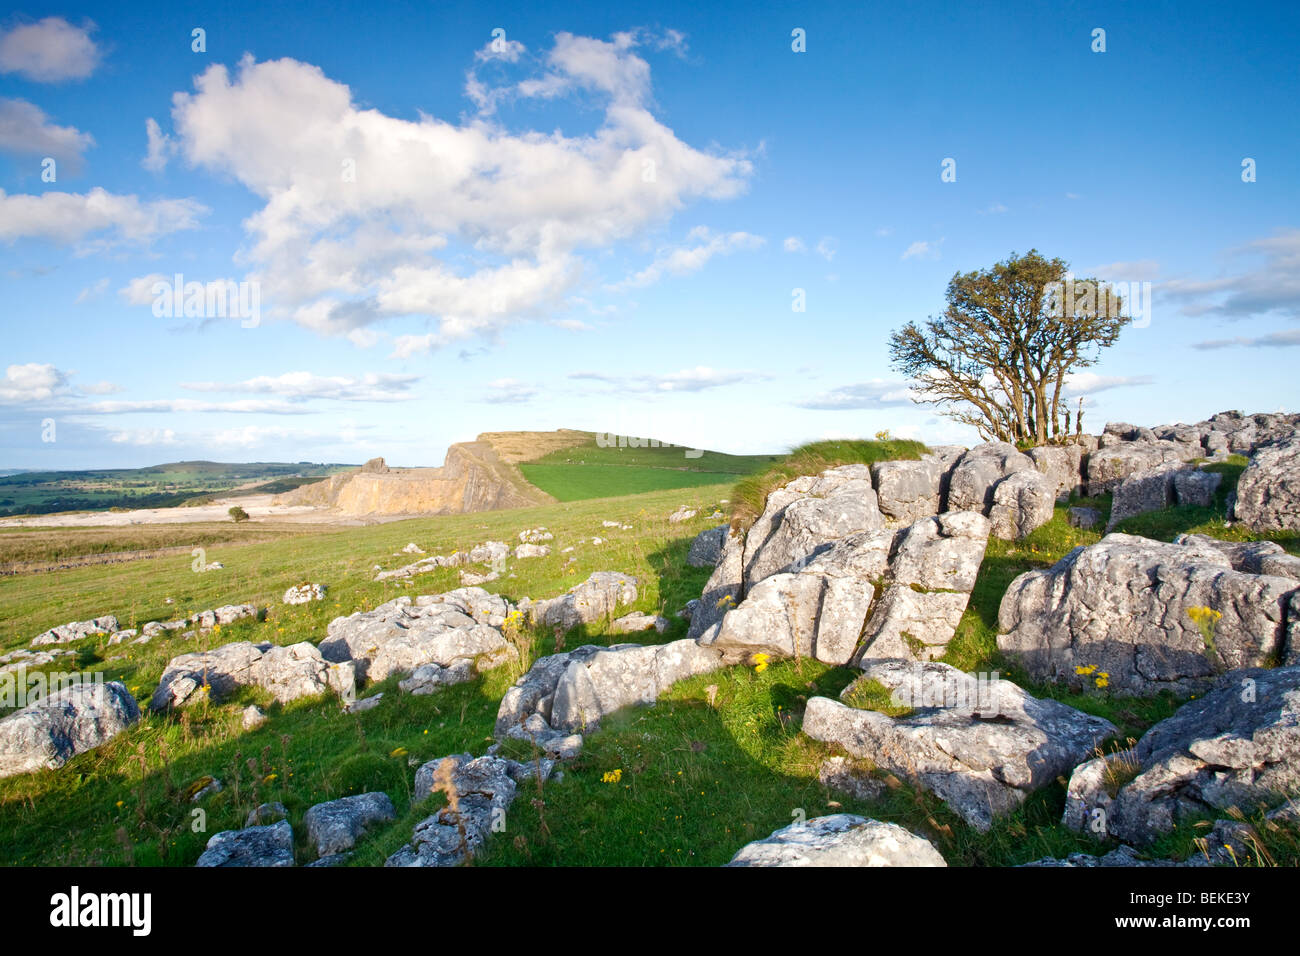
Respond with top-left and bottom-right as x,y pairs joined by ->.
196,821 -> 295,867
1094,667 -> 1300,845
803,661 -> 1116,830
946,442 -> 1034,514
0,681 -> 140,779
1173,533 -> 1300,581
741,465 -> 884,590
304,792 -> 396,858
998,534 -> 1299,696
320,588 -> 510,684
686,525 -> 729,568
726,814 -> 946,867
871,457 -> 942,524
988,470 -> 1056,540
1027,444 -> 1085,502
31,615 -> 119,647
1105,460 -> 1183,531
150,641 -> 354,710
1086,440 -> 1195,496
524,572 -> 637,631
1234,433 -> 1300,532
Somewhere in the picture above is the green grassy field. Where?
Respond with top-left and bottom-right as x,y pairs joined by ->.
519,437 -> 776,502
1,452 -> 1296,868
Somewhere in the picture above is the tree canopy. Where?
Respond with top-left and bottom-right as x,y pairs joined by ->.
888,249 -> 1132,445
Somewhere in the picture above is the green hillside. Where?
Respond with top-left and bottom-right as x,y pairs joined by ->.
519,437 -> 778,501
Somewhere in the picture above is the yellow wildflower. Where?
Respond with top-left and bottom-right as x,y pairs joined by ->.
602,769 -> 623,784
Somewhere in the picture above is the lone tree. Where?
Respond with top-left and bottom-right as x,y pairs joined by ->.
228,505 -> 250,523
888,249 -> 1131,445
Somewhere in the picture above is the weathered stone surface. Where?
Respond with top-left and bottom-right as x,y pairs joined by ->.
1061,751 -> 1138,835
1234,433 -> 1300,532
375,541 -> 509,582
1172,533 -> 1300,580
513,543 -> 551,559
241,705 -> 266,730
988,470 -> 1056,540
31,615 -> 119,647
686,525 -> 728,568
947,443 -> 1033,514
1173,468 -> 1222,508
283,583 -> 326,605
525,572 -> 637,631
321,588 -> 510,685
151,641 -> 354,710
686,527 -> 744,641
727,814 -> 946,867
397,659 -> 474,695
549,639 -> 725,731
818,756 -> 886,803
518,527 -> 552,543
742,465 -> 884,590
1027,444 -> 1085,502
1106,461 -> 1183,531
246,802 -> 288,827
1023,844 -> 1206,868
803,661 -> 1117,830
1101,667 -> 1300,845
305,792 -> 396,858
872,457 -> 942,524
668,506 -> 698,523
0,681 -> 140,779
390,755 -> 516,866
196,821 -> 295,867
998,534 -> 1298,696
1086,441 -> 1195,496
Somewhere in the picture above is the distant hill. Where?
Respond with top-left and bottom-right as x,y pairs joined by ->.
0,461 -> 355,516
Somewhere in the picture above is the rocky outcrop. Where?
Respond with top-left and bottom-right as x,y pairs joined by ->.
872,457 -> 943,524
988,470 -> 1056,540
276,436 -> 555,517
1078,666 -> 1300,845
1086,440 -> 1197,496
802,661 -> 1117,831
375,541 -> 507,582
388,755 -> 517,867
522,572 -> 637,631
0,681 -> 140,779
947,443 -> 1034,513
150,641 -> 354,711
283,583 -> 326,604
1106,462 -> 1224,530
703,512 -> 989,666
998,534 -> 1298,696
320,587 -> 512,685
1234,433 -> 1300,532
686,527 -> 744,641
31,616 -> 119,647
1027,444 -> 1085,502
304,792 -> 396,858
727,814 -> 946,867
1173,533 -> 1300,581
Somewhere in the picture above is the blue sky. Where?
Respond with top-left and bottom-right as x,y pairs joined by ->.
1,0 -> 1297,469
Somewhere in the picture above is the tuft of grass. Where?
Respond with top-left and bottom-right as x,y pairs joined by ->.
730,439 -> 928,530
841,677 -> 915,717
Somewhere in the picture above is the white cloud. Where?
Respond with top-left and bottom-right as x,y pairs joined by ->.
482,378 -> 538,403
901,238 -> 944,261
142,117 -> 175,171
0,189 -> 205,248
1061,372 -> 1154,396
1192,328 -> 1300,350
1161,230 -> 1300,321
783,236 -> 804,253
979,203 -> 1007,215
475,36 -> 526,63
75,277 -> 109,303
161,41 -> 750,347
179,371 -> 419,402
570,366 -> 760,393
815,236 -> 837,261
614,228 -> 763,289
0,17 -> 100,83
81,398 -> 311,415
875,227 -> 893,237
795,379 -> 916,410
0,363 -> 69,402
0,97 -> 94,171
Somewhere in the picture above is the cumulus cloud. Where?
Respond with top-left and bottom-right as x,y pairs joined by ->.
0,188 -> 205,248
815,237 -> 837,262
0,17 -> 100,82
109,428 -> 177,446
795,379 -> 915,410
901,239 -> 942,261
75,277 -> 109,303
570,366 -> 759,393
0,97 -> 94,171
160,39 -> 750,347
179,371 -> 419,402
783,236 -> 804,253
0,363 -> 70,402
142,117 -> 175,171
1161,230 -> 1300,321
1060,372 -> 1155,395
613,227 -> 763,289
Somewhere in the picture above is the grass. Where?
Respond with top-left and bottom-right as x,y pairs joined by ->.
519,437 -> 774,502
730,438 -> 929,529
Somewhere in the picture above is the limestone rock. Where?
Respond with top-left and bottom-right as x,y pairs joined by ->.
998,534 -> 1298,696
525,572 -> 637,631
390,755 -> 516,866
1027,444 -> 1085,502
0,681 -> 140,779
1067,506 -> 1102,530
1234,433 -> 1300,531
727,814 -> 946,867
283,583 -> 326,605
31,615 -> 119,647
196,821 -> 294,867
802,661 -> 1116,830
988,470 -> 1056,540
871,457 -> 942,524
947,443 -> 1033,514
686,527 -> 744,641
608,612 -> 670,635
686,525 -> 728,568
305,792 -> 396,858
1086,440 -> 1195,496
